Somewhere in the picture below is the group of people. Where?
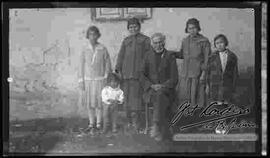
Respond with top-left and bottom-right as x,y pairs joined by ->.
78,17 -> 239,141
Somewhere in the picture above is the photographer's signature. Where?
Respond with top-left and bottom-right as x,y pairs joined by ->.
170,101 -> 257,133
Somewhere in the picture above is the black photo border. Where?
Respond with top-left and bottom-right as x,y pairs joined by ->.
1,0 -> 266,156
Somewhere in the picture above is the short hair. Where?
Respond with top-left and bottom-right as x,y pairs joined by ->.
86,25 -> 101,39
127,17 -> 141,30
185,18 -> 201,33
151,32 -> 166,42
214,34 -> 229,47
107,72 -> 120,85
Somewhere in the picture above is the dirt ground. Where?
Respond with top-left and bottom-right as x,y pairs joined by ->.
8,115 -> 257,155
7,68 -> 258,155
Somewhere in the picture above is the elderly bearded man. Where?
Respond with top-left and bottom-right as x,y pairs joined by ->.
140,33 -> 178,141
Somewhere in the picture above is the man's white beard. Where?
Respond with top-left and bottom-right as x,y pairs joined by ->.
155,48 -> 164,53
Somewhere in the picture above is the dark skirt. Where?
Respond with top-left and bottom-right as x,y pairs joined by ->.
121,79 -> 143,111
176,77 -> 206,107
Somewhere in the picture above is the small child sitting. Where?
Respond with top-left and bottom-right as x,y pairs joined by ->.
101,72 -> 124,134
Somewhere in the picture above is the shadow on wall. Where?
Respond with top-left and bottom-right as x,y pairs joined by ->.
234,66 -> 255,106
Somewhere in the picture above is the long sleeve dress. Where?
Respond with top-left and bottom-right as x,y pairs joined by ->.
175,33 -> 211,106
115,33 -> 151,111
78,43 -> 112,109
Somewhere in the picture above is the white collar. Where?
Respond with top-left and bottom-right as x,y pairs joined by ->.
219,50 -> 228,54
88,43 -> 100,51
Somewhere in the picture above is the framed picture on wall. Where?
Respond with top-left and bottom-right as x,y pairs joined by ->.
93,8 -> 123,20
123,8 -> 152,19
91,8 -> 152,21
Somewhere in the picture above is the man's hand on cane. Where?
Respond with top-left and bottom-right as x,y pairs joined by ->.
151,84 -> 164,91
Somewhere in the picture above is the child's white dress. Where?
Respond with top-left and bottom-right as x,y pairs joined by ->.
101,86 -> 124,105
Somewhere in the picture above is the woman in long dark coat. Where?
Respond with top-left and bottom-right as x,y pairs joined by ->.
115,17 -> 151,132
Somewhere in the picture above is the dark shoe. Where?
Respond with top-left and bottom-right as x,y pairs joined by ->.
96,123 -> 102,130
127,123 -> 133,130
89,128 -> 95,135
133,124 -> 144,134
83,125 -> 93,133
136,128 -> 145,134
96,127 -> 102,135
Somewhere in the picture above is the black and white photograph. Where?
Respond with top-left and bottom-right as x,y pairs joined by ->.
2,1 -> 267,156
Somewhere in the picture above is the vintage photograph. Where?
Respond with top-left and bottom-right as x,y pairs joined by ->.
2,1 -> 267,156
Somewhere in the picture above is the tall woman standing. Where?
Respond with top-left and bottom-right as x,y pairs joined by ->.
115,17 -> 151,132
175,18 -> 211,107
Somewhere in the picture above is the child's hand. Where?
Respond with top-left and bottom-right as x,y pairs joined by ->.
108,99 -> 120,104
113,100 -> 122,104
151,84 -> 164,91
107,99 -> 115,103
115,100 -> 121,104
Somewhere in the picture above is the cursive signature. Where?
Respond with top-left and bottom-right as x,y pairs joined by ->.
202,118 -> 257,133
199,102 -> 250,118
170,101 -> 254,132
